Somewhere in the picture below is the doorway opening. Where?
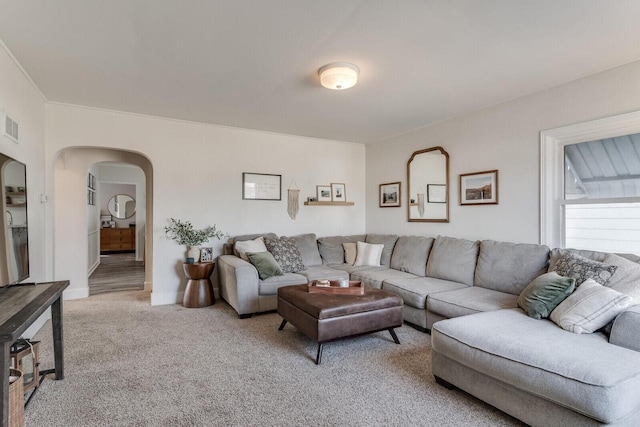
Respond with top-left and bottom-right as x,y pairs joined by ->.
54,147 -> 153,301
88,162 -> 146,295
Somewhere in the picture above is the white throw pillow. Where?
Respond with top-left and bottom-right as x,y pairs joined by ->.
234,237 -> 267,262
550,278 -> 632,334
343,242 -> 357,265
354,241 -> 384,267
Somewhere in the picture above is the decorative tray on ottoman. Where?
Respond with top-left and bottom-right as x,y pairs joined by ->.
308,280 -> 364,295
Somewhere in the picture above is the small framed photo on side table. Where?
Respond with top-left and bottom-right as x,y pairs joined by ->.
200,247 -> 213,262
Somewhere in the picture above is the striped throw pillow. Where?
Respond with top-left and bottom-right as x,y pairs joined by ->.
550,278 -> 632,334
354,241 -> 384,267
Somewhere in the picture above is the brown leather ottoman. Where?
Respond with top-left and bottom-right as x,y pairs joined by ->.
277,284 -> 403,364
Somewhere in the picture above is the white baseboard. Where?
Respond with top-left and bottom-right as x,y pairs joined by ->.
63,287 -> 90,300
151,290 -> 183,306
88,259 -> 100,276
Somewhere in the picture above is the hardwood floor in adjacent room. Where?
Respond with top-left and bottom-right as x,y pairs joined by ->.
89,253 -> 144,295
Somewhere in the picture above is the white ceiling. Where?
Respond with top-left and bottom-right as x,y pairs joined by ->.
1,1 -> 640,144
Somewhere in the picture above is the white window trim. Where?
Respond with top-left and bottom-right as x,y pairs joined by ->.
540,110 -> 640,249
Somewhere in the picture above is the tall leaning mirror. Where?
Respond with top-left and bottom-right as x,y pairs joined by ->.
407,146 -> 449,222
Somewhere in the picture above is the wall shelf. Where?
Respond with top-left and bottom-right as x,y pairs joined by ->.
304,201 -> 354,206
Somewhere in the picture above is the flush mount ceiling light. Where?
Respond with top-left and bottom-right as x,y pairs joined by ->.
318,62 -> 359,90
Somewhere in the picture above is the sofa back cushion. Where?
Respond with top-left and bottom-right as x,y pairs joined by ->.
426,236 -> 479,286
475,240 -> 550,295
287,233 -> 322,267
549,248 -> 640,271
317,235 -> 366,264
365,234 -> 399,266
390,236 -> 434,276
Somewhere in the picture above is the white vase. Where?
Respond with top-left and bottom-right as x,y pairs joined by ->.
187,246 -> 200,262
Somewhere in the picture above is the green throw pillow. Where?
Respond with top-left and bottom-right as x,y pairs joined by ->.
517,272 -> 576,319
246,251 -> 283,280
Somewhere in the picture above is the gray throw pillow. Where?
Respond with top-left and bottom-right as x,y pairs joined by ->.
246,251 -> 283,280
552,251 -> 617,286
517,272 -> 576,319
264,237 -> 305,273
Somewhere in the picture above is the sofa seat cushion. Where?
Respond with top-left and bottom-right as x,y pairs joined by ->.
326,264 -> 388,274
432,309 -> 640,424
297,265 -> 349,282
427,287 -> 517,319
382,277 -> 468,309
350,268 -> 416,289
259,273 -> 307,295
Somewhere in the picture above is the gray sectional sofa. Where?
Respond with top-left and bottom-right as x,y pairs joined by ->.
218,232 -> 640,426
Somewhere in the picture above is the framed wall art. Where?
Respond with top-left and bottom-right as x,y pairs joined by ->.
459,170 -> 498,205
316,185 -> 332,202
331,183 -> 346,202
379,182 -> 401,207
242,172 -> 282,200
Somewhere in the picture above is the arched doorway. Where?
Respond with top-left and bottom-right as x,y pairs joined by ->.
53,147 -> 153,300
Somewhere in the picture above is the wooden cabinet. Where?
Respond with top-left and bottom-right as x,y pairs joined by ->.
100,228 -> 135,252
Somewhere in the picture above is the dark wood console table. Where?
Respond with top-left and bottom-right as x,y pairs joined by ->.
0,280 -> 69,426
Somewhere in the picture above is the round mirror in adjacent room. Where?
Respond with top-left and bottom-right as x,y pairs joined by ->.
107,194 -> 136,219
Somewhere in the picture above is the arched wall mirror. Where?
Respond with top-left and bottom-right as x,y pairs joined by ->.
407,146 -> 450,222
107,194 -> 136,219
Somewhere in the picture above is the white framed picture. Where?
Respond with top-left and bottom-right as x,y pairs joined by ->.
316,185 -> 332,202
331,183 -> 346,202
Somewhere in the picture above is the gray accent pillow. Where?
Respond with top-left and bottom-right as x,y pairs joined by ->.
317,235 -> 366,264
390,236 -> 434,277
426,236 -> 479,286
517,272 -> 575,319
475,240 -> 550,295
264,237 -> 305,273
365,234 -> 399,266
288,233 -> 322,267
552,251 -> 617,286
246,251 -> 283,280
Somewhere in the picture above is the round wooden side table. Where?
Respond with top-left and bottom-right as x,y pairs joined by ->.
182,262 -> 215,308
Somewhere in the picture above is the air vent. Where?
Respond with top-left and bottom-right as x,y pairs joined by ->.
4,113 -> 18,143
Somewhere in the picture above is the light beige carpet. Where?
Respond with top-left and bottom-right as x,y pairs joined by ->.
27,291 -> 523,426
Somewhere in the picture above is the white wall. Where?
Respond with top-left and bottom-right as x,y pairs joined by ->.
46,104 -> 365,305
366,59 -> 640,244
0,42 -> 51,336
